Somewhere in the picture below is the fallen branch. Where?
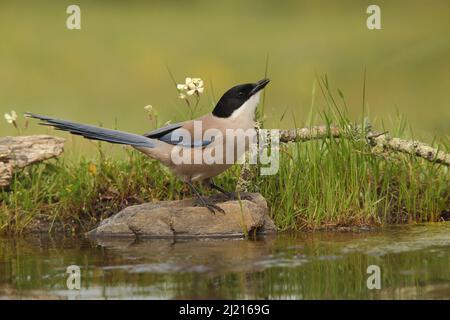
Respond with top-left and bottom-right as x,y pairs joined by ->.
279,125 -> 342,143
236,159 -> 253,193
278,125 -> 450,166
369,135 -> 450,166
0,135 -> 65,187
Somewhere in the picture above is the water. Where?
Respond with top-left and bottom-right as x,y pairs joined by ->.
1,222 -> 450,299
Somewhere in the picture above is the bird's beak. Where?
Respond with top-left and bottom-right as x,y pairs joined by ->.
250,78 -> 270,96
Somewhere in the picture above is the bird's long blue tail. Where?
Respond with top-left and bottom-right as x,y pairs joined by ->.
25,113 -> 154,148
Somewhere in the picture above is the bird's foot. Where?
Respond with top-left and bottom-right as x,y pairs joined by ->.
205,202 -> 225,214
208,183 -> 252,201
194,199 -> 225,214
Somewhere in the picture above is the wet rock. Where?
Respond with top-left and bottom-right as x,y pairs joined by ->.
86,193 -> 277,239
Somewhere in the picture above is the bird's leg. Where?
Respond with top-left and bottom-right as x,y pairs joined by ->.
206,180 -> 252,201
208,182 -> 235,199
185,181 -> 225,214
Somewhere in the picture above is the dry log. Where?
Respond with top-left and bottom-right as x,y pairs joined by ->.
0,162 -> 13,187
0,135 -> 65,186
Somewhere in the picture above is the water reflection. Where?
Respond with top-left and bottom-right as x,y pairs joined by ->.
0,222 -> 449,299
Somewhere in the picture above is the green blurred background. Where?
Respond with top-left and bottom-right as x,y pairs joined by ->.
1,0 -> 449,156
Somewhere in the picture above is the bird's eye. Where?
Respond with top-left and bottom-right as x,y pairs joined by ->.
238,92 -> 244,97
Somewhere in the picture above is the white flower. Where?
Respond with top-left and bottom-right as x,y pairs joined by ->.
4,110 -> 17,124
177,77 -> 204,97
191,78 -> 204,87
186,77 -> 204,95
144,105 -> 153,112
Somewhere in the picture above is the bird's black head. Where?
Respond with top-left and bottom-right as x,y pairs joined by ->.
212,79 -> 270,118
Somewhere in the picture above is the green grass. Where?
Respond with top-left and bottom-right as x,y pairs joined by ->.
1,103 -> 448,234
258,137 -> 449,230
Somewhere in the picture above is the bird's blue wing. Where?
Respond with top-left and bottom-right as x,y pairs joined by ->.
143,123 -> 183,139
143,122 -> 214,148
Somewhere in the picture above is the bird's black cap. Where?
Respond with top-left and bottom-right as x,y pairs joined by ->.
212,79 -> 270,118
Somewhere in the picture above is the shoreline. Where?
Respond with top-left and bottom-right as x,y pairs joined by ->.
14,216 -> 449,237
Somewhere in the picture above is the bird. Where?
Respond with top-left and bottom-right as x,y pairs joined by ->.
25,78 -> 270,213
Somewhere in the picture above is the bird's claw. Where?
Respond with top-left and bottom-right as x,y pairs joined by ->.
205,202 -> 225,214
195,200 -> 225,214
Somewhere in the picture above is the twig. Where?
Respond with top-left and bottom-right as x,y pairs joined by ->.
278,125 -> 450,166
279,125 -> 342,142
369,135 -> 450,166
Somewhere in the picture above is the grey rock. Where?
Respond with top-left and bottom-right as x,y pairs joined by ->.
86,193 -> 277,239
